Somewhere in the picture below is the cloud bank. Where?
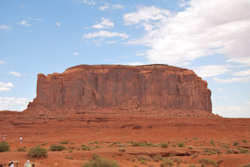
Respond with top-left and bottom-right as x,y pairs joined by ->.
124,0 -> 250,66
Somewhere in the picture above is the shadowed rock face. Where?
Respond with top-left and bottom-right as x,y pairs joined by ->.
25,64 -> 212,115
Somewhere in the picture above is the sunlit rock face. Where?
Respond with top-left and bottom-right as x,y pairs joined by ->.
25,64 -> 212,116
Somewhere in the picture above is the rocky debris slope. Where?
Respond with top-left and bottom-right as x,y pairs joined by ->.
24,64 -> 212,116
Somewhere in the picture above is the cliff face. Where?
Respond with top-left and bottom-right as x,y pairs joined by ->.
25,64 -> 212,115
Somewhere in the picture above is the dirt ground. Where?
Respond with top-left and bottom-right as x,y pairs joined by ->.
0,112 -> 250,167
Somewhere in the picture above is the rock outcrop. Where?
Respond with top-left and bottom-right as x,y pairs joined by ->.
25,64 -> 212,116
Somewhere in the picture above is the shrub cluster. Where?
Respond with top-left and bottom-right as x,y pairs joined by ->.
50,144 -> 66,151
0,141 -> 10,152
28,146 -> 47,158
83,156 -> 119,167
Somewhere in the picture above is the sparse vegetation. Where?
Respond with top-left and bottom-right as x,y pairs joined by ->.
189,165 -> 197,167
160,158 -> 174,167
198,159 -> 217,167
82,156 -> 119,167
152,154 -> 163,162
203,148 -> 220,155
50,144 -> 66,151
241,164 -> 250,167
0,141 -> 10,152
118,148 -> 126,152
60,140 -> 69,144
238,148 -> 248,154
177,142 -> 184,147
137,155 -> 151,162
82,144 -> 91,151
41,142 -> 48,146
160,143 -> 168,148
28,146 -> 47,158
65,155 -> 73,160
130,141 -> 154,147
233,142 -> 239,146
242,140 -> 248,144
210,140 -> 215,146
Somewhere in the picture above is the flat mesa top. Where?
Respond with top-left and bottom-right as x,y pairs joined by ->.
64,64 -> 192,73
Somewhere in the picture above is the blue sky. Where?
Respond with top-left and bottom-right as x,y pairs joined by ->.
0,0 -> 250,117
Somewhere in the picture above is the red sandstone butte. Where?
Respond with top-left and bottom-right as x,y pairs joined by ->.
24,64 -> 212,116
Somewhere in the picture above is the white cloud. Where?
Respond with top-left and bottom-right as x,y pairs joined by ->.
194,65 -> 229,78
233,69 -> 250,77
73,52 -> 79,56
56,22 -> 61,28
214,104 -> 250,118
28,17 -> 43,22
112,4 -> 124,10
92,18 -> 114,29
17,20 -> 31,27
179,0 -> 189,8
127,62 -> 144,66
124,0 -> 250,66
214,76 -> 250,83
99,4 -> 108,11
81,0 -> 95,6
83,31 -> 128,39
0,60 -> 5,64
0,97 -> 29,111
9,72 -> 22,77
124,6 -> 170,30
99,3 -> 124,11
0,82 -> 14,91
0,24 -> 11,30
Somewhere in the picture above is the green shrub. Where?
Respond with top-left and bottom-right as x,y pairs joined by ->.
82,144 -> 91,151
137,156 -> 151,162
83,156 -> 119,167
177,142 -> 184,147
160,143 -> 168,148
241,164 -> 250,167
41,142 -> 48,146
50,144 -> 66,151
233,142 -> 239,146
28,146 -> 47,158
0,141 -> 10,152
239,148 -> 248,154
60,140 -> 69,144
131,141 -> 153,147
210,140 -> 215,146
242,140 -> 248,143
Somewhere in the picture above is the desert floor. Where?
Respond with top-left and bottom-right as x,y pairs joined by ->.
0,114 -> 250,167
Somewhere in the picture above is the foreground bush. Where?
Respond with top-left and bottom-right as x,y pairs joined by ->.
50,144 -> 66,151
0,141 -> 10,152
28,146 -> 47,158
83,156 -> 119,167
241,164 -> 250,167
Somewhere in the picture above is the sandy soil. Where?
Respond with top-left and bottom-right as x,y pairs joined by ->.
0,114 -> 250,167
